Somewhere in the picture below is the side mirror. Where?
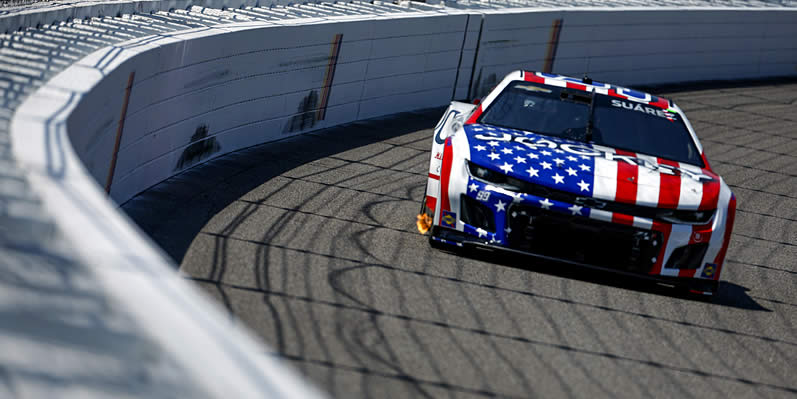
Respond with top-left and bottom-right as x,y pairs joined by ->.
472,98 -> 481,105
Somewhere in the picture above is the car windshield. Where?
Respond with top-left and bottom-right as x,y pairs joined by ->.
478,81 -> 704,166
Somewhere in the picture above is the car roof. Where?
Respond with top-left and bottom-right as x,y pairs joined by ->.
519,71 -> 674,111
469,70 -> 702,157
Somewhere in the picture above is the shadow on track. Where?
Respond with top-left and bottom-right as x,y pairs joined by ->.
122,107 -> 446,265
439,246 -> 769,311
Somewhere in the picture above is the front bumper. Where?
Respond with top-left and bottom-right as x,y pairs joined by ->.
432,175 -> 723,290
505,203 -> 663,274
430,225 -> 718,294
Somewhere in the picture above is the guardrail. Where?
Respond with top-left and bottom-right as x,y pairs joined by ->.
4,1 -> 797,397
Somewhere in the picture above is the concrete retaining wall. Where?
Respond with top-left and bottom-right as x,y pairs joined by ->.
63,13 -> 469,202
468,8 -> 797,97
60,8 -> 797,205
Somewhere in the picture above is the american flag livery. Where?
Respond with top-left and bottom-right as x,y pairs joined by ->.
423,70 -> 736,296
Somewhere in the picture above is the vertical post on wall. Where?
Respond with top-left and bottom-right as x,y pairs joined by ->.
317,33 -> 343,121
543,18 -> 563,73
466,15 -> 485,101
451,14 -> 471,101
105,71 -> 135,195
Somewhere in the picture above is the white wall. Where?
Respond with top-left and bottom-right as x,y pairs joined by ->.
468,8 -> 797,97
64,13 -> 470,203
66,8 -> 797,205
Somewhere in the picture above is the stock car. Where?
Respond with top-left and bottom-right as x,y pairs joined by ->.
417,71 -> 736,296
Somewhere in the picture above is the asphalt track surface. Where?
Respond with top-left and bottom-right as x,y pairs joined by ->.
123,81 -> 797,398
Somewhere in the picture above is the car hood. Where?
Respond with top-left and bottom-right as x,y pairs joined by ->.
462,124 -> 720,210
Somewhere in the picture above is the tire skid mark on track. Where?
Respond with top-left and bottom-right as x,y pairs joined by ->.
307,133 -> 430,154
558,278 -> 649,397
191,276 -> 797,396
726,259 -> 796,276
232,199 -> 417,236
196,234 -> 797,349
326,156 -> 429,177
736,209 -> 797,223
701,138 -> 797,159
712,160 -> 797,178
731,233 -> 797,248
727,185 -> 797,200
272,174 -> 419,202
272,353 -> 526,399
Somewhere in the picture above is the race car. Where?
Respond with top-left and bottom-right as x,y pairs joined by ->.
418,71 -> 736,296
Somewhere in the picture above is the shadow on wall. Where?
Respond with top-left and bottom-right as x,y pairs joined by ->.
283,90 -> 319,134
175,124 -> 221,172
471,71 -> 497,101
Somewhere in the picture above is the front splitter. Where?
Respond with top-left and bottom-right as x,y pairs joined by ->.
429,226 -> 717,296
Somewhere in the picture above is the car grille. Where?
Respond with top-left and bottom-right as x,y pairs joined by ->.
515,181 -> 664,219
506,204 -> 663,273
